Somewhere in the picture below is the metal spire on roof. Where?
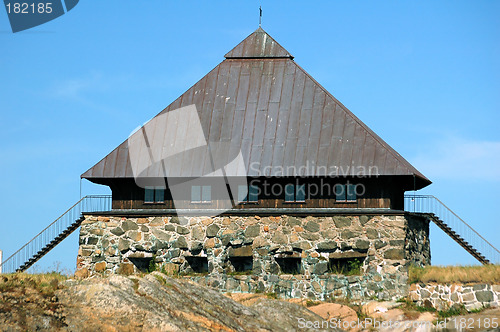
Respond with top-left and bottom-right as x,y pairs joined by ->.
259,6 -> 262,27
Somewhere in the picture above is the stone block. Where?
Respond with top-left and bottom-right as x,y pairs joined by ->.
164,224 -> 176,232
173,236 -> 188,249
74,268 -> 89,279
191,226 -> 204,241
161,263 -> 179,276
359,215 -> 372,226
229,245 -> 253,257
271,232 -> 288,244
366,228 -> 378,239
473,284 -> 486,291
201,218 -> 213,226
152,229 -> 171,241
341,230 -> 356,240
326,279 -> 344,291
301,232 -> 320,241
475,290 -> 494,303
313,262 -> 328,275
221,234 -> 233,246
206,224 -> 220,237
150,217 -> 164,226
291,241 -> 312,251
121,220 -> 139,231
204,238 -> 216,249
190,241 -> 203,252
355,240 -> 370,250
245,225 -> 260,237
329,251 -> 366,259
110,227 -> 125,236
176,226 -> 189,235
311,281 -> 322,292
90,228 -> 104,236
304,220 -> 320,233
230,239 -> 244,246
86,237 -> 99,245
128,231 -> 142,242
316,241 -> 338,251
420,289 -> 431,299
384,249 -> 404,260
80,249 -> 92,257
170,216 -> 188,225
117,263 -> 134,275
95,262 -> 106,272
137,218 -> 149,224
222,229 -> 235,236
333,216 -> 352,228
286,217 -> 302,227
374,240 -> 387,249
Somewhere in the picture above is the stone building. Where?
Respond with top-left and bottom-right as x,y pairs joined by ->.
77,28 -> 431,300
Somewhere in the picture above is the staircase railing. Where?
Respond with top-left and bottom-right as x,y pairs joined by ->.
0,195 -> 112,274
404,194 -> 500,265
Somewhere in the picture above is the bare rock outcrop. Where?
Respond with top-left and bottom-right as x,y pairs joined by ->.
55,272 -> 335,331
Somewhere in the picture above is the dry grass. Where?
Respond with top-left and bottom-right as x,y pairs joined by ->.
409,265 -> 500,284
0,272 -> 67,297
0,272 -> 68,329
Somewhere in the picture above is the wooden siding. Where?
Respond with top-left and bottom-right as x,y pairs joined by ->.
107,177 -> 405,210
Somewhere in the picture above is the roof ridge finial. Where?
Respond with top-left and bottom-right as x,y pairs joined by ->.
259,6 -> 262,28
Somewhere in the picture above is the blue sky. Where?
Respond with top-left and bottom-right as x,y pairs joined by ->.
0,1 -> 498,273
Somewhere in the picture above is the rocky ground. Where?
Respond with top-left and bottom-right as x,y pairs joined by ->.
0,272 -> 499,331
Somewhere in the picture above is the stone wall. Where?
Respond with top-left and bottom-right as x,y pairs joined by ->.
76,213 -> 430,300
409,283 -> 500,311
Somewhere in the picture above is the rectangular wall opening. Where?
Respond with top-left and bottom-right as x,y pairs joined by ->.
275,257 -> 301,274
229,257 -> 253,273
186,256 -> 208,273
129,257 -> 154,273
328,257 -> 364,275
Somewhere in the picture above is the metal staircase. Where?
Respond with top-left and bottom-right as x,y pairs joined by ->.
404,195 -> 499,265
1,194 -> 497,273
0,195 -> 111,274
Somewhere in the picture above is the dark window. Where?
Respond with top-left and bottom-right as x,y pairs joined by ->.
248,184 -> 259,202
296,184 -> 306,202
328,257 -> 364,275
284,184 -> 295,202
191,185 -> 211,203
128,256 -> 155,272
202,185 -> 211,202
237,185 -> 247,202
275,257 -> 301,274
285,184 -> 306,202
238,184 -> 259,203
334,184 -> 357,202
145,187 -> 165,203
229,257 -> 253,273
346,184 -> 356,202
185,256 -> 208,273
